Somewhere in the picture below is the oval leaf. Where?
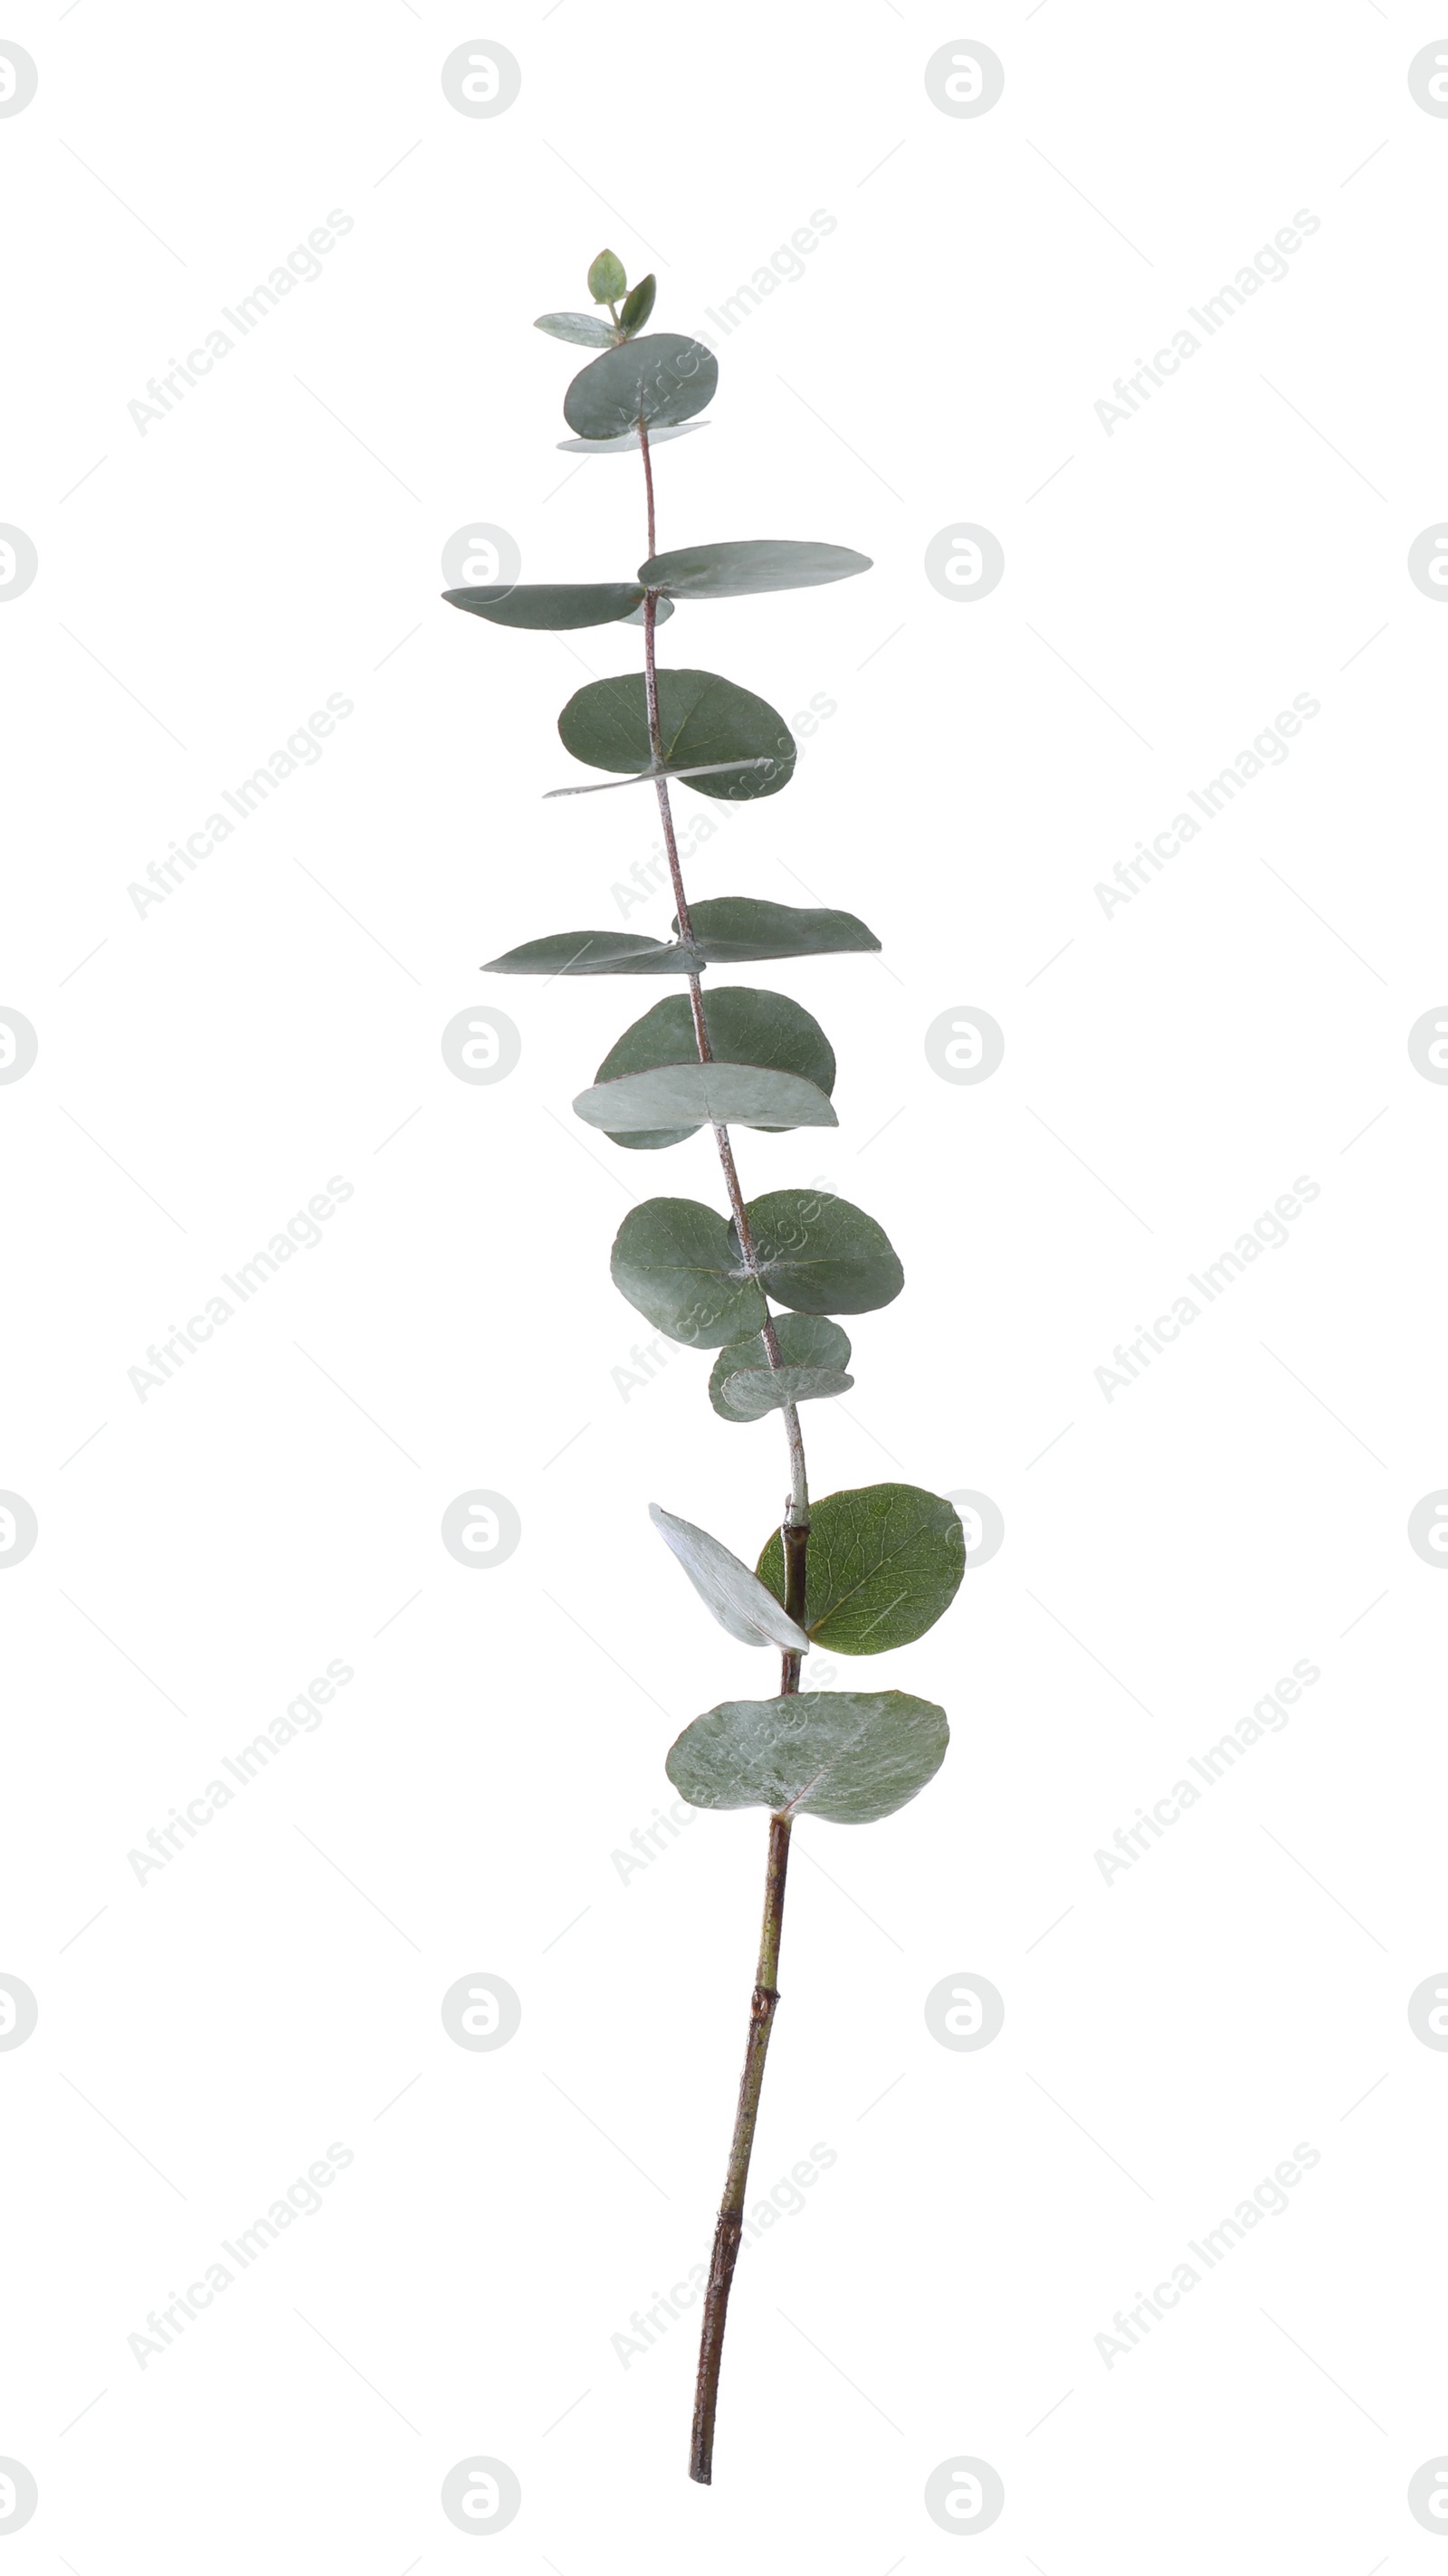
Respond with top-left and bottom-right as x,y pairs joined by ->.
444,583 -> 643,631
718,1365 -> 854,1422
482,930 -> 702,977
588,248 -> 627,304
684,897 -> 881,962
611,1198 -> 767,1347
640,539 -> 872,599
591,987 -> 837,1150
650,1505 -> 808,1653
743,1188 -> 904,1316
757,1483 -> 965,1653
618,274 -> 657,337
564,334 -> 718,442
576,1063 -> 837,1136
710,1316 -> 853,1421
558,668 -> 795,800
667,1690 -> 948,1825
557,421 -> 707,455
535,311 -> 616,348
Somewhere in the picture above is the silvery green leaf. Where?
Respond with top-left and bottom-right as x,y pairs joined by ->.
714,1365 -> 854,1421
556,422 -> 708,454
682,897 -> 881,962
745,1188 -> 904,1315
667,1690 -> 949,1824
757,1483 -> 965,1653
535,311 -> 617,348
558,668 -> 795,800
710,1316 -> 853,1420
649,1504 -> 809,1653
564,334 -> 718,442
482,929 -> 704,977
443,583 -> 643,630
640,539 -> 872,598
610,1198 -> 766,1346
593,987 -> 836,1150
575,1062 -> 836,1137
543,756 -> 772,800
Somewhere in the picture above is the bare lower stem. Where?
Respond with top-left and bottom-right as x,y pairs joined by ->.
687,1809 -> 792,2483
637,420 -> 810,2484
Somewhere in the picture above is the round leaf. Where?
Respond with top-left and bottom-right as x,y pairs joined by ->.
444,583 -> 643,631
757,1484 -> 965,1653
649,1505 -> 808,1653
667,1690 -> 949,1825
535,311 -> 616,348
640,539 -> 872,599
684,898 -> 881,962
558,668 -> 795,800
743,1188 -> 904,1315
610,1198 -> 767,1347
592,987 -> 836,1150
576,1063 -> 837,1137
710,1316 -> 853,1421
482,929 -> 703,977
564,334 -> 718,442
719,1365 -> 853,1419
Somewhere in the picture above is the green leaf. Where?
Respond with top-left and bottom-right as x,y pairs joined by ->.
564,334 -> 718,442
590,987 -> 836,1150
483,909 -> 883,977
719,1364 -> 854,1420
481,930 -> 704,977
617,274 -> 657,337
588,248 -> 627,304
443,583 -> 643,631
681,897 -> 881,962
535,311 -> 617,348
745,1188 -> 904,1316
757,1484 -> 965,1654
640,539 -> 872,599
667,1690 -> 948,1824
622,593 -> 674,626
710,1317 -> 853,1422
576,1063 -> 836,1138
649,1505 -> 809,1652
558,668 -> 795,800
611,1198 -> 767,1347
557,422 -> 708,456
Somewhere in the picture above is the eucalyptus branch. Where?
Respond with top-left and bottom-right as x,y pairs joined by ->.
445,249 -> 967,2489
638,420 -> 808,2479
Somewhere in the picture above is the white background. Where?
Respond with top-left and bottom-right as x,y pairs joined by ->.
4,2 -> 1448,2566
